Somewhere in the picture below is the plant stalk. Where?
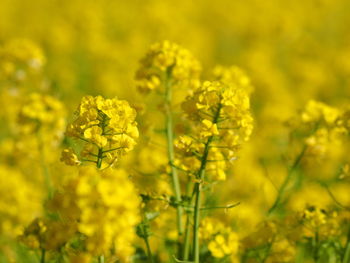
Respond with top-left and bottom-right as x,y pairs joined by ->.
97,147 -> 103,169
40,248 -> 46,263
342,226 -> 350,263
164,70 -> 184,237
183,179 -> 194,260
192,105 -> 221,263
268,146 -> 306,214
144,234 -> 155,263
192,138 -> 211,263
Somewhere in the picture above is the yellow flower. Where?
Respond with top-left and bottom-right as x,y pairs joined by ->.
0,165 -> 43,237
200,217 -> 239,258
200,119 -> 219,138
0,39 -> 45,82
48,166 -> 141,261
295,100 -> 349,160
61,148 -> 81,166
303,207 -> 327,228
68,253 -> 92,263
83,126 -> 107,147
178,74 -> 253,182
267,238 -> 296,262
18,93 -> 66,144
212,65 -> 253,95
301,100 -> 340,125
135,40 -> 201,93
63,96 -> 138,167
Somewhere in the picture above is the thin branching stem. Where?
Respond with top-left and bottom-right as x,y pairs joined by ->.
268,146 -> 307,214
102,146 -> 125,153
343,226 -> 350,263
192,104 -> 222,263
144,234 -> 155,263
40,248 -> 46,263
164,69 -> 184,237
183,176 -> 195,260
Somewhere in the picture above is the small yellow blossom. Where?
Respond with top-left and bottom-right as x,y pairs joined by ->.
49,166 -> 141,261
178,75 -> 253,182
0,39 -> 45,82
18,93 -> 66,143
64,95 -> 138,167
135,40 -> 201,93
200,119 -> 219,138
200,217 -> 239,259
61,148 -> 81,166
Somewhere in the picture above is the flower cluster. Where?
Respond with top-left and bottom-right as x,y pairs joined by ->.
0,39 -> 45,83
301,206 -> 340,238
199,217 -> 239,259
62,96 -> 138,168
301,100 -> 341,125
17,93 -> 66,142
7,93 -> 66,168
242,221 -> 296,262
2,28 -> 350,263
295,100 -> 349,158
19,217 -> 74,251
55,167 -> 140,260
177,78 -> 253,181
212,65 -> 254,94
0,165 -> 42,237
135,41 -> 201,93
20,167 -> 141,262
16,94 -> 142,262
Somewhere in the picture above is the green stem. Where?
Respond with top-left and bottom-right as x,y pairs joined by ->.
261,242 -> 273,263
40,248 -> 46,263
38,133 -> 52,199
164,70 -> 184,236
183,179 -> 194,261
96,113 -> 108,169
200,202 -> 240,211
96,119 -> 105,263
192,139 -> 211,263
313,230 -> 319,263
96,147 -> 103,168
192,105 -> 222,263
344,246 -> 350,263
268,146 -> 306,214
342,226 -> 350,263
138,220 -> 154,263
183,215 -> 192,261
144,234 -> 155,263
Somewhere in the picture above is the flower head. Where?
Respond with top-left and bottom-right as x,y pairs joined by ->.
177,74 -> 253,181
64,96 -> 138,167
135,41 -> 201,93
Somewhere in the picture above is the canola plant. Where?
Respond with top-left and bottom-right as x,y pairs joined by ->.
1,0 -> 350,262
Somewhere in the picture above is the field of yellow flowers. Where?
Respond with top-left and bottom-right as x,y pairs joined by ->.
1,0 -> 350,262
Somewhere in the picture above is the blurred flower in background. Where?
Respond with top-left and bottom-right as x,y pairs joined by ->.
1,0 -> 350,262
